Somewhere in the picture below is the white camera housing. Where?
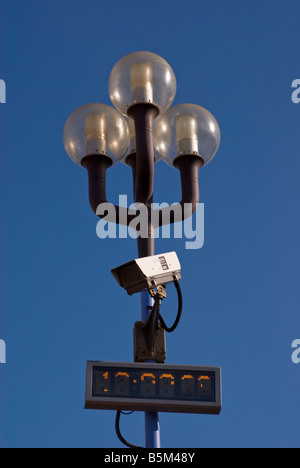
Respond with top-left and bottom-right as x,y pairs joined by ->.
111,252 -> 181,295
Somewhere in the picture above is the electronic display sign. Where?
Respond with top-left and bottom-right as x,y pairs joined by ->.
85,362 -> 221,415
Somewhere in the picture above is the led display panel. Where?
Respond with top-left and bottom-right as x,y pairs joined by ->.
85,362 -> 221,415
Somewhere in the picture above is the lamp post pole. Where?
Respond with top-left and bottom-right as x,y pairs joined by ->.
141,291 -> 161,448
139,237 -> 160,448
131,103 -> 160,448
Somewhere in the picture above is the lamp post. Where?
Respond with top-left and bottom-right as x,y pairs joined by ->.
63,51 -> 220,449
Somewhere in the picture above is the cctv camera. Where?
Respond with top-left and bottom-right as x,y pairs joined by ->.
111,252 -> 181,295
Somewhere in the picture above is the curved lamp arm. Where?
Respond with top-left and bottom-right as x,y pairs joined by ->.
82,103 -> 159,226
152,155 -> 204,228
82,154 -> 137,226
128,104 -> 203,228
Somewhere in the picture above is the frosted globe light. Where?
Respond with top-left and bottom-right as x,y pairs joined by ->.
154,104 -> 221,167
63,103 -> 130,166
108,51 -> 177,117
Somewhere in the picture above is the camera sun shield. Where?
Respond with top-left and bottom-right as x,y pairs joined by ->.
111,252 -> 181,295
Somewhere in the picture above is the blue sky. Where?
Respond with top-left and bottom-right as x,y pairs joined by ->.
1,0 -> 300,448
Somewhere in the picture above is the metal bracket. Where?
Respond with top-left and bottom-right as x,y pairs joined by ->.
149,285 -> 167,299
134,321 -> 166,363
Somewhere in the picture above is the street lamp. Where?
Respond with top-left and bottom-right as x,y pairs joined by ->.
63,51 -> 220,449
154,103 -> 220,166
63,103 -> 130,166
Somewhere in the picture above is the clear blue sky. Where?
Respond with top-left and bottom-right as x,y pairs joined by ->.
1,0 -> 300,448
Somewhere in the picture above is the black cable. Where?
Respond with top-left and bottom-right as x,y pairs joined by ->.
159,279 -> 183,333
115,410 -> 143,449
